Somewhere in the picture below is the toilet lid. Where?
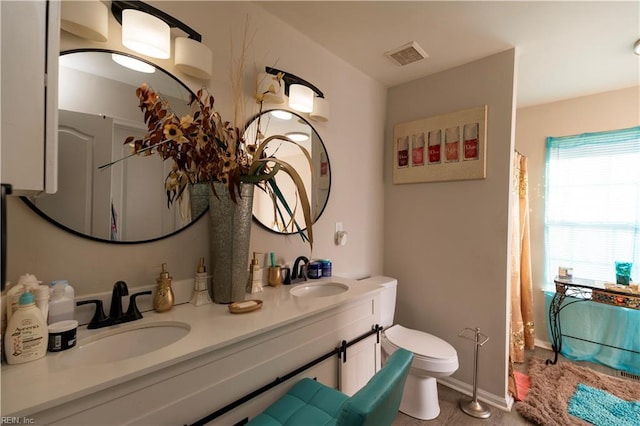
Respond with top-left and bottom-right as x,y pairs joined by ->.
384,325 -> 457,360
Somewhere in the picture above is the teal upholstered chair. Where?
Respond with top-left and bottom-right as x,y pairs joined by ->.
246,348 -> 413,426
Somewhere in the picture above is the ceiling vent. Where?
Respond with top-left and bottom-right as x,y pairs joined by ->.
385,41 -> 429,66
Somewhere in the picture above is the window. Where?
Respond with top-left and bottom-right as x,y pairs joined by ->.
545,126 -> 640,284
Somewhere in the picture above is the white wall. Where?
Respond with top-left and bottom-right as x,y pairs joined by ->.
384,49 -> 517,406
515,85 -> 640,345
5,2 -> 386,293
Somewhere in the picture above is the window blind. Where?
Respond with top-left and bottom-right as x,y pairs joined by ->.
545,126 -> 640,284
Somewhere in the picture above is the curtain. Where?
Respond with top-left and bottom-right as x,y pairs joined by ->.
508,152 -> 535,397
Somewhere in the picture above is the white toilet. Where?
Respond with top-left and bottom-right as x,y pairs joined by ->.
377,277 -> 459,420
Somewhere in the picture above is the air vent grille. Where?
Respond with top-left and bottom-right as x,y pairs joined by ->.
385,41 -> 428,66
618,370 -> 640,382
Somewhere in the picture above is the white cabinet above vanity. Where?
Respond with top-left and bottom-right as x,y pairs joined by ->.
0,0 -> 60,195
0,277 -> 384,425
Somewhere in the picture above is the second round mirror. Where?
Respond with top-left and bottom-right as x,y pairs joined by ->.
244,110 -> 331,234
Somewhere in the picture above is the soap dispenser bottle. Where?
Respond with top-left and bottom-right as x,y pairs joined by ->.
4,292 -> 48,364
190,257 -> 212,306
153,263 -> 174,312
247,252 -> 263,294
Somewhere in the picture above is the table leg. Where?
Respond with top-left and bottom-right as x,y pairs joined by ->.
546,291 -> 565,365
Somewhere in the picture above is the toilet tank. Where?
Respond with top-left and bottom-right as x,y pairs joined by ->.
359,276 -> 397,328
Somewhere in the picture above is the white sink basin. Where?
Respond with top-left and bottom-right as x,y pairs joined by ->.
58,321 -> 190,366
290,282 -> 349,298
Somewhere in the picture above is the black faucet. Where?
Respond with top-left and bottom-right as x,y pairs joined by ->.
292,256 -> 309,282
77,284 -> 151,329
109,280 -> 129,323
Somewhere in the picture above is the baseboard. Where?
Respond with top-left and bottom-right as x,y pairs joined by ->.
437,376 -> 515,412
534,338 -> 552,351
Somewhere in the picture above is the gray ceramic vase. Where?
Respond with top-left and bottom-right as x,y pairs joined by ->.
208,181 -> 254,303
189,182 -> 210,220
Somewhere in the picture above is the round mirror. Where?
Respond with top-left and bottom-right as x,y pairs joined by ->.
23,49 -> 200,243
244,109 -> 331,234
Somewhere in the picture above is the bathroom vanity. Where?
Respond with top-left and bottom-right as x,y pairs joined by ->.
0,277 -> 385,425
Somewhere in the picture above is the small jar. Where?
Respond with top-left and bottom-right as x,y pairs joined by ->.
307,262 -> 322,279
319,259 -> 332,277
47,320 -> 78,352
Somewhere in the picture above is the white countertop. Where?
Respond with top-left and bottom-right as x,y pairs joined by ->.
1,276 -> 385,417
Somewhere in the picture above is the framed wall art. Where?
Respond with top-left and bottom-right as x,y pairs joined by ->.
392,105 -> 488,184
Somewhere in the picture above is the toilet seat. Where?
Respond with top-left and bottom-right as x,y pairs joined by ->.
382,325 -> 458,374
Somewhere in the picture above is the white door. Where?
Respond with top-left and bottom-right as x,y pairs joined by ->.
35,110 -> 112,238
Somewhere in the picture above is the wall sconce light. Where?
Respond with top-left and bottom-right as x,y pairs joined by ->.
634,39 -> 640,56
60,0 -> 109,42
175,37 -> 213,80
121,8 -> 170,59
258,72 -> 285,104
264,67 -> 330,122
309,97 -> 330,123
111,1 -> 212,79
289,84 -> 314,113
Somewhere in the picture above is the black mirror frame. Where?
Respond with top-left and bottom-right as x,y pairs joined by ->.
247,108 -> 331,236
21,48 -> 206,245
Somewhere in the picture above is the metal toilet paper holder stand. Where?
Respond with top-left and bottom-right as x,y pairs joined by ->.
458,327 -> 491,419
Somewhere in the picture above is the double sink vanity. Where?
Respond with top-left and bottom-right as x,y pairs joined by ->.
0,4 -> 360,424
1,277 -> 385,425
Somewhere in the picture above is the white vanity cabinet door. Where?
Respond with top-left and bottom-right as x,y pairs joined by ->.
1,0 -> 59,195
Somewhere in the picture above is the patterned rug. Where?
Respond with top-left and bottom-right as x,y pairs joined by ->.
516,358 -> 640,426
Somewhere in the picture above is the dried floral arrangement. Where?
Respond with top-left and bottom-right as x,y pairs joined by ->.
100,73 -> 314,246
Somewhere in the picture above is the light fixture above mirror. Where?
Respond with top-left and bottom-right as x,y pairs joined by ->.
60,0 -> 109,42
121,8 -> 170,59
111,1 -> 212,79
262,67 -> 330,122
289,84 -> 314,113
61,1 -> 213,79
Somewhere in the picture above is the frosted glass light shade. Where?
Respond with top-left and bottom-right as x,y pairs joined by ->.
175,37 -> 213,80
309,97 -> 330,122
257,72 -> 285,104
112,54 -> 156,74
61,0 -> 108,42
289,84 -> 314,113
122,9 -> 170,59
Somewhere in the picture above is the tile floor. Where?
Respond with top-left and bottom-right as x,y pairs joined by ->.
392,346 -> 619,425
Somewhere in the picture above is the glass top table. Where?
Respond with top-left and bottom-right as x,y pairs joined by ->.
547,276 -> 639,364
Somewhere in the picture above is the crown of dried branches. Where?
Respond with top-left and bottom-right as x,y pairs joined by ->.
121,71 -> 313,247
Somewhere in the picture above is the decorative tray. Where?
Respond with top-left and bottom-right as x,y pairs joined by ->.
228,299 -> 263,314
604,283 -> 640,294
